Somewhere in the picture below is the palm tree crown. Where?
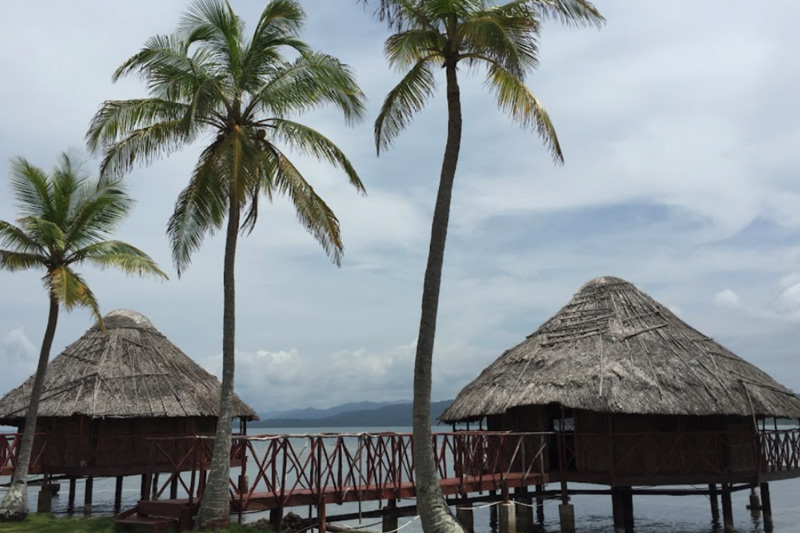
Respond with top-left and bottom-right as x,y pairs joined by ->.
373,0 -> 603,156
87,0 -> 366,274
0,153 -> 167,317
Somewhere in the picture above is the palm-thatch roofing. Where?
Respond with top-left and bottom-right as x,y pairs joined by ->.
441,276 -> 800,423
0,309 -> 257,424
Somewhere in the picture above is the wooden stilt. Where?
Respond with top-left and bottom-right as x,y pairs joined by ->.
170,475 -> 179,499
535,483 -> 545,523
36,474 -> 52,514
721,484 -> 734,533
67,477 -> 76,514
490,490 -> 498,532
558,503 -> 575,533
83,476 -> 94,517
456,501 -> 473,533
198,469 -> 207,499
612,488 -> 625,533
142,473 -> 154,501
114,476 -> 124,513
383,499 -> 399,533
760,482 -> 773,532
152,473 -> 160,499
709,483 -> 719,523
748,487 -> 762,516
270,507 -> 284,532
499,501 -> 516,533
622,488 -> 634,533
490,494 -> 498,532
318,502 -> 326,533
515,497 -> 533,533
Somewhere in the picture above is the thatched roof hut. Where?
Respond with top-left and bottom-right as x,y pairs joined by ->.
442,276 -> 800,423
0,309 -> 257,424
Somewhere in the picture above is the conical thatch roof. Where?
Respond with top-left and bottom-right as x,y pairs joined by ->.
442,277 -> 800,423
0,310 -> 257,423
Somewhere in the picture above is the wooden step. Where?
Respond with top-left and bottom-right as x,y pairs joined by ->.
116,514 -> 177,533
116,500 -> 195,532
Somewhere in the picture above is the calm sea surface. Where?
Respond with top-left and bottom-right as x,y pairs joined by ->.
4,425 -> 798,532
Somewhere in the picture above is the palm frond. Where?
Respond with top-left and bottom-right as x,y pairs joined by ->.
48,266 -> 102,323
265,145 -> 344,266
374,58 -> 437,154
385,29 -> 445,69
249,52 -> 365,125
9,157 -> 54,219
459,4 -> 541,76
86,99 -> 190,154
0,220 -> 44,255
0,251 -> 48,272
167,141 -> 229,275
63,179 -> 134,251
362,0 -> 440,32
179,0 -> 245,84
423,0 -> 481,22
267,119 -> 365,193
243,0 -> 307,84
98,120 -> 196,178
113,34 -> 215,103
486,62 -> 563,163
19,216 -> 67,251
526,0 -> 605,28
73,241 -> 168,279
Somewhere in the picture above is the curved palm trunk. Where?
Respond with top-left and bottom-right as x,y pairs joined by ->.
0,291 -> 59,521
195,196 -> 240,530
413,63 -> 466,533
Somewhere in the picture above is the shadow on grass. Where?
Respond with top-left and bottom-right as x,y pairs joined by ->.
0,514 -> 271,532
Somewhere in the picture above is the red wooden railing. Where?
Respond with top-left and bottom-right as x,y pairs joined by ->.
0,433 -> 47,475
759,429 -> 800,471
0,427 -> 798,487
146,431 -> 550,509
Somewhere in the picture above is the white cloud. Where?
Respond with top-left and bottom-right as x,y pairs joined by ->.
0,328 -> 38,393
714,289 -> 741,308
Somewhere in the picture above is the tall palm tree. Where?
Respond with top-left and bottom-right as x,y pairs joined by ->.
0,153 -> 166,520
86,0 -> 365,527
365,1 -> 603,531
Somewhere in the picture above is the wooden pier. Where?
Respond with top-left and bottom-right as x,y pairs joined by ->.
2,427 -> 799,532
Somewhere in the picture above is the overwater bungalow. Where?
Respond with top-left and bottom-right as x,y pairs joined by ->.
0,309 -> 257,514
441,276 -> 800,533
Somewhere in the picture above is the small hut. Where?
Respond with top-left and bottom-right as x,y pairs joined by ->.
441,276 -> 800,532
0,309 -> 257,510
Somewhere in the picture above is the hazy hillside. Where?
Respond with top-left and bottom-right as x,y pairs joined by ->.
251,400 -> 453,428
258,401 -> 398,421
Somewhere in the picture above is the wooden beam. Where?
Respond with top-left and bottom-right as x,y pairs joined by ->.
708,483 -> 719,523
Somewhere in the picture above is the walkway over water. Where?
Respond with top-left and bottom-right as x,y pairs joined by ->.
2,428 -> 799,531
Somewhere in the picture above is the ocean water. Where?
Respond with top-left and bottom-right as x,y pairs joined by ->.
3,426 -> 798,532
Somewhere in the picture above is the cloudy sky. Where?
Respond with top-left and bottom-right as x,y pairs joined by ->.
1,1 -> 799,413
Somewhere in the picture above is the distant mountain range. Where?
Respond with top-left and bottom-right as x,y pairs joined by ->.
251,400 -> 454,428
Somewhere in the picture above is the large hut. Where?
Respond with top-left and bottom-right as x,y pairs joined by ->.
441,276 -> 800,532
0,309 -> 257,509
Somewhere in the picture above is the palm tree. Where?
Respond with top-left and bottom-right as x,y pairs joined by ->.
86,0 -> 365,527
365,1 -> 603,531
0,153 -> 167,520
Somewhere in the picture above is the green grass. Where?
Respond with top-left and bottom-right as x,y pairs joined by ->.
0,514 -> 118,532
0,514 -> 269,532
